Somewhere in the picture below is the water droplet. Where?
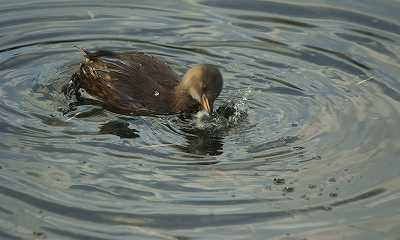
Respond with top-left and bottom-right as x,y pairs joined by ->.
328,178 -> 336,182
293,146 -> 304,151
283,187 -> 294,193
273,178 -> 285,185
138,62 -> 142,66
265,185 -> 272,190
325,206 -> 333,211
308,184 -> 317,189
329,193 -> 338,197
154,91 -> 159,96
291,123 -> 298,127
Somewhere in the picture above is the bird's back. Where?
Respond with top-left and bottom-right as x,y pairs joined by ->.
78,49 -> 180,114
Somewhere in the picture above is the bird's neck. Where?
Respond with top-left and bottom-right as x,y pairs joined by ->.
171,82 -> 199,113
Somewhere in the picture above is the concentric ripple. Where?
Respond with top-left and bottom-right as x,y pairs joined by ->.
1,0 -> 400,239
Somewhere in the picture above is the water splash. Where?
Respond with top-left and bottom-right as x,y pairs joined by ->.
193,86 -> 259,131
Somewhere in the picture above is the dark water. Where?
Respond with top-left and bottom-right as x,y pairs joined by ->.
1,0 -> 400,239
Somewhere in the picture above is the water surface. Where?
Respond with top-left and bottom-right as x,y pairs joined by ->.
1,0 -> 400,239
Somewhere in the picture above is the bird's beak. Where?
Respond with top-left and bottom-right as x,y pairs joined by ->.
201,93 -> 213,116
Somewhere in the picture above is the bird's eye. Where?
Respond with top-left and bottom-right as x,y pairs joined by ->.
202,85 -> 207,91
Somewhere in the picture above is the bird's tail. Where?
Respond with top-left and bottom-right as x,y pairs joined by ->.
74,46 -> 90,55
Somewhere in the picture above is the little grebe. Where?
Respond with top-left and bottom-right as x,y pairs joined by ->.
75,47 -> 223,116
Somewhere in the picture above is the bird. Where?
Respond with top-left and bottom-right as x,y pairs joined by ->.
74,47 -> 223,116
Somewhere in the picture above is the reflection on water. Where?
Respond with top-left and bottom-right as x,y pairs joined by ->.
1,0 -> 400,239
99,120 -> 140,139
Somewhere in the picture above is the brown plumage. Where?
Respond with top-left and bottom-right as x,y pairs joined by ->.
75,47 -> 223,116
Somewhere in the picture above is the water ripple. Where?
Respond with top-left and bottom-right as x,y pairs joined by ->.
1,1 -> 400,239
